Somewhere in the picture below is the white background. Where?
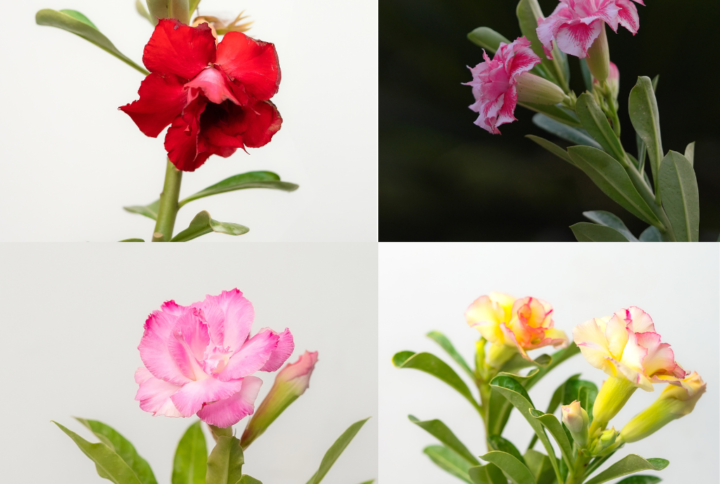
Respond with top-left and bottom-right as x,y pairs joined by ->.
379,244 -> 719,483
0,243 -> 378,483
0,0 -> 377,242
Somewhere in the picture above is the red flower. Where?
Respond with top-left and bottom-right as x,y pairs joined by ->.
120,19 -> 282,172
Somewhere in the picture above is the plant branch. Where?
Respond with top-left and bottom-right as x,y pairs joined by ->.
152,160 -> 183,242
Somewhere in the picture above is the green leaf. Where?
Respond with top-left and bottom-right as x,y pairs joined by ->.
467,27 -> 510,52
392,352 -> 480,411
426,331 -> 474,379
189,0 -> 202,13
169,0 -> 190,23
500,353 -> 551,374
568,146 -> 660,226
135,0 -> 156,25
75,418 -> 156,484
489,376 -> 561,483
580,59 -> 593,92
639,226 -> 663,242
527,411 -> 572,468
524,343 -> 580,392
575,94 -> 626,163
616,476 -> 662,484
562,379 -> 598,418
124,200 -> 160,221
480,451 -> 536,484
238,476 -> 262,484
524,450 -> 555,484
36,9 -> 148,75
146,0 -> 168,20
119,238 -> 145,242
488,435 -> 525,466
532,114 -> 601,149
171,211 -> 249,242
409,416 -> 479,465
469,464 -> 506,484
571,223 -> 630,242
527,135 -> 575,166
684,142 -> 695,167
658,151 -> 699,242
306,418 -> 370,484
178,171 -> 299,208
516,0 -> 567,91
206,436 -> 243,484
172,421 -> 207,484
584,455 -> 668,484
629,77 -> 664,194
521,103 -> 581,127
53,421 -> 143,484
583,210 -> 638,241
424,445 -> 473,483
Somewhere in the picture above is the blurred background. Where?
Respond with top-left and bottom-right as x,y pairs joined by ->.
380,0 -> 720,241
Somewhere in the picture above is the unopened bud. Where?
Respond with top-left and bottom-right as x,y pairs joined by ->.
516,73 -> 567,106
590,427 -> 618,455
561,400 -> 589,448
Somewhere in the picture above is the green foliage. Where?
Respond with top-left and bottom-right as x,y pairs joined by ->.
524,450 -> 555,484
488,435 -> 525,466
172,421 -> 207,484
205,435 -> 243,484
480,451 -> 536,484
171,211 -> 249,242
582,211 -> 638,241
658,151 -> 699,241
135,0 -> 156,25
467,27 -> 510,52
584,455 -> 668,484
528,410 -> 573,468
526,135 -> 575,166
409,416 -> 479,465
639,226 -> 663,242
178,172 -> 299,208
616,476 -> 662,484
426,331 -> 474,378
532,114 -> 600,149
469,463 -> 507,484
516,0 -> 568,91
306,418 -> 370,484
575,94 -> 626,164
571,223 -> 630,242
424,445 -> 474,483
629,77 -> 664,195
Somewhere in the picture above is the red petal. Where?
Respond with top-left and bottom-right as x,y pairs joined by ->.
215,32 -> 281,101
242,100 -> 283,148
164,96 -> 208,171
120,73 -> 188,137
184,67 -> 247,105
143,19 -> 217,80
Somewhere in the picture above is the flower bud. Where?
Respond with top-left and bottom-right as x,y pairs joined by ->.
516,73 -> 568,106
591,375 -> 637,434
586,25 -> 610,83
620,372 -> 706,444
240,351 -> 318,449
561,400 -> 589,448
590,427 -> 619,456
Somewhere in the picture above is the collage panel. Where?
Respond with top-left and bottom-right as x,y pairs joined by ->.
380,243 -> 719,483
0,243 -> 378,483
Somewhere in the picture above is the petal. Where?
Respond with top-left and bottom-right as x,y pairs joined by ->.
139,304 -> 195,385
240,100 -> 283,148
192,289 -> 254,351
143,19 -> 216,79
197,376 -> 263,427
574,318 -> 612,370
135,367 -> 183,417
219,329 -> 280,381
622,306 -> 655,333
500,323 -> 532,360
259,328 -> 294,372
216,32 -> 281,101
170,376 -> 244,417
184,67 -> 246,105
615,0 -> 640,34
636,332 -> 685,378
618,329 -> 648,376
536,4 -> 572,58
605,313 -> 629,359
120,73 -> 188,137
164,95 -> 208,172
555,19 -> 603,58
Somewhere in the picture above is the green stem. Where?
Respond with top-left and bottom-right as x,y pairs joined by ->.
152,160 -> 183,242
565,451 -> 592,484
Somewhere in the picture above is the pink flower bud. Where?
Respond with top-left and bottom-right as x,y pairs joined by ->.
561,400 -> 589,447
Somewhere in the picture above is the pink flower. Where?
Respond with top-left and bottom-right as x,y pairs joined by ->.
464,38 -> 542,134
537,0 -> 645,59
134,289 -> 294,428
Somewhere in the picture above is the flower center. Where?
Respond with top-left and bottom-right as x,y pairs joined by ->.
203,345 -> 232,374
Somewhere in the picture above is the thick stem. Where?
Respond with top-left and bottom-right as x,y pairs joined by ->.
152,160 -> 183,242
565,451 -> 592,484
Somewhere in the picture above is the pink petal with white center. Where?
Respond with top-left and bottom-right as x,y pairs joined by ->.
135,367 -> 183,417
193,289 -> 255,351
170,376 -> 244,417
184,67 -> 246,106
615,0 -> 640,34
259,328 -> 294,372
139,304 -> 195,385
197,376 -> 263,427
555,19 -> 603,58
219,329 -> 279,381
537,3 -> 572,58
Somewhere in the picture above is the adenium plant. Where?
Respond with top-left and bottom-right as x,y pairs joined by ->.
54,289 -> 373,484
465,0 -> 702,242
36,0 -> 298,242
393,292 -> 705,484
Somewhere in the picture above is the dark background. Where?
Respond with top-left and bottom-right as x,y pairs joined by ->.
380,0 -> 720,241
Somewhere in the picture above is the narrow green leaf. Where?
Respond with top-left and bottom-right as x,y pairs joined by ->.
526,135 -> 575,166
36,9 -> 149,75
516,0 -> 567,91
584,455 -> 668,484
480,451 -> 536,484
409,416 -> 479,465
469,464 -> 506,484
639,226 -> 662,242
75,418 -> 156,484
583,211 -> 638,241
238,476 -> 261,484
467,27 -> 510,52
206,436 -> 243,484
489,376 -> 561,484
392,352 -> 480,411
527,411 -> 573,468
571,223 -> 630,242
568,146 -> 660,226
171,211 -> 249,242
520,103 -> 581,127
629,77 -> 664,193
524,344 -> 579,392
424,446 -> 472,483
124,200 -> 160,221
658,151 -> 699,241
580,59 -> 593,92
500,353 -> 551,374
532,114 -> 601,149
524,450 -> 555,484
575,93 -> 626,163
179,172 -> 298,208
528,374 -> 582,450
53,421 -> 143,484
616,476 -> 662,484
684,142 -> 695,167
120,238 -> 145,242
172,421 -> 207,484
488,435 -> 525,466
135,0 -> 156,24
146,0 -> 169,20
426,331 -> 474,378
306,418 -> 370,484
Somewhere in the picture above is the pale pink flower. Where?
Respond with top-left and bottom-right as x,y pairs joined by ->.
537,0 -> 645,59
464,38 -> 542,134
134,289 -> 294,428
